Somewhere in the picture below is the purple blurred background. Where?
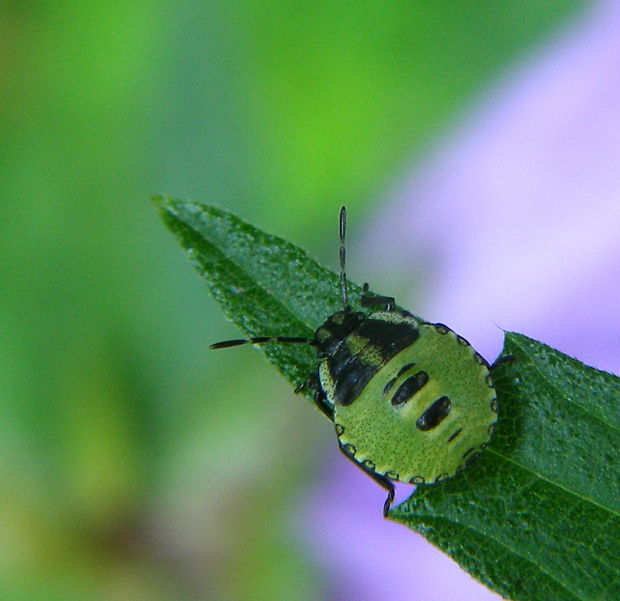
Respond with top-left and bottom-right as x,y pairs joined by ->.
305,3 -> 620,599
3,2 -> 615,599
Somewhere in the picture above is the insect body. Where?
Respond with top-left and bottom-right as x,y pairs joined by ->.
211,208 -> 498,516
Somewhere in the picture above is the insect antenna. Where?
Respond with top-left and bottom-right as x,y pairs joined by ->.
339,205 -> 350,312
213,208 -> 350,351
211,336 -> 316,350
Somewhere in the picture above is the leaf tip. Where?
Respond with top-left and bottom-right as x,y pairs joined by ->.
151,193 -> 173,211
152,195 -> 183,230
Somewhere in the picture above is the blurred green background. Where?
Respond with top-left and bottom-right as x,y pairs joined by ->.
1,2 -> 587,600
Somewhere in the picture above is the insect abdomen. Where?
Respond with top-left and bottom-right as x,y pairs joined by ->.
332,321 -> 497,484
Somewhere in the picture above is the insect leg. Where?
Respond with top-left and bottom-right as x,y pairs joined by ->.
296,372 -> 334,421
211,336 -> 314,349
337,445 -> 395,517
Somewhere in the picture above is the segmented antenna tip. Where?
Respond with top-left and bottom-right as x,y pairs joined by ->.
339,206 -> 350,312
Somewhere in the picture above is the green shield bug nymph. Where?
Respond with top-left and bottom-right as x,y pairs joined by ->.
211,207 -> 498,516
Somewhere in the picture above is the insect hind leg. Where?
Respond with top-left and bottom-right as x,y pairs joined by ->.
338,445 -> 395,517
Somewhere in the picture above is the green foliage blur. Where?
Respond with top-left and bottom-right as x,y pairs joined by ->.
1,3 -> 585,600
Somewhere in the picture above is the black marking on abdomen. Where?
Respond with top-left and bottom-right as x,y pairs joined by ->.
462,447 -> 476,459
465,450 -> 481,466
362,459 -> 376,471
474,352 -> 489,367
396,362 -> 416,379
390,371 -> 429,406
416,396 -> 452,431
456,335 -> 470,346
448,427 -> 463,443
384,362 -> 417,395
383,376 -> 397,395
341,443 -> 356,457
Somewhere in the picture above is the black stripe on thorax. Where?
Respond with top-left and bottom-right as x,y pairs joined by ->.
329,318 -> 419,406
355,318 -> 419,358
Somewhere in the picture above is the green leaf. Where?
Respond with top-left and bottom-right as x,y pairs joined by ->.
152,195 -> 404,393
395,334 -> 620,601
154,196 -> 620,601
